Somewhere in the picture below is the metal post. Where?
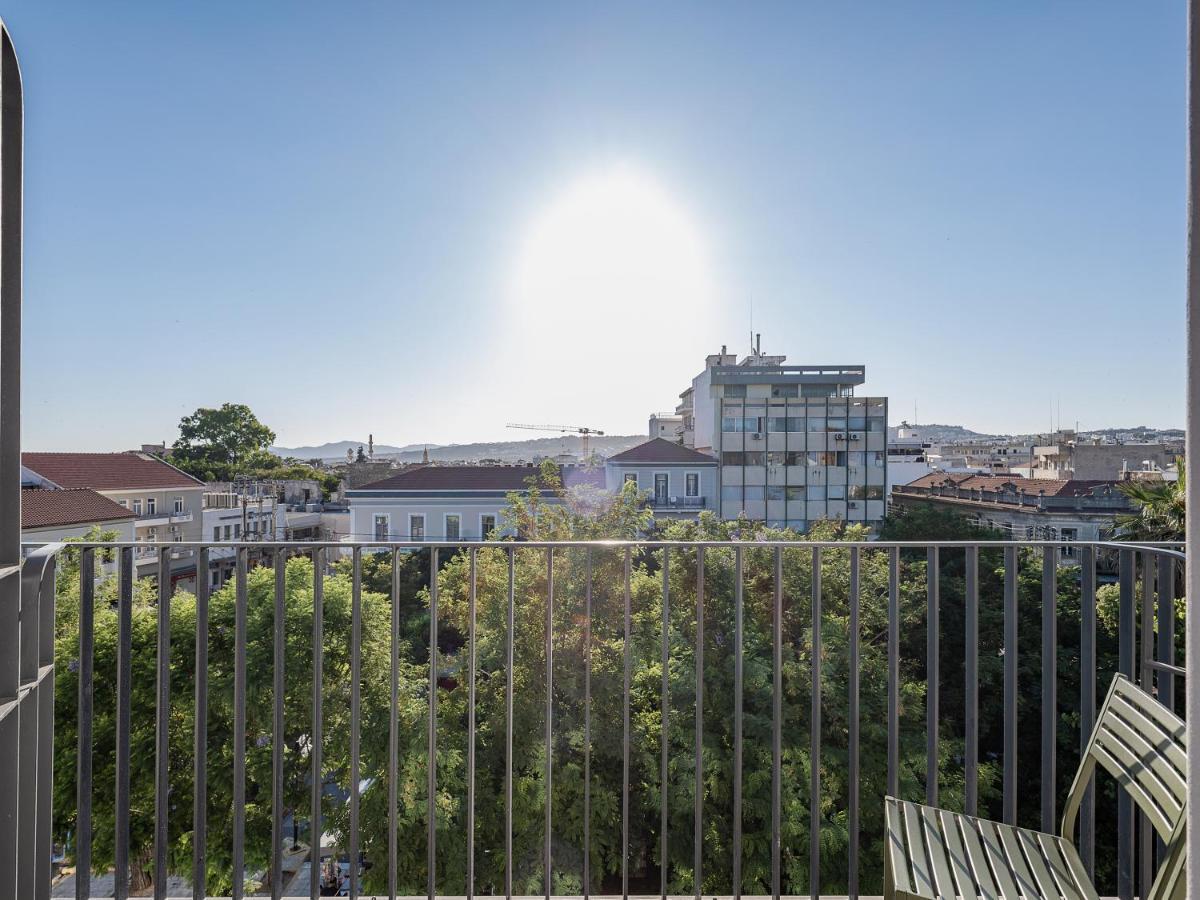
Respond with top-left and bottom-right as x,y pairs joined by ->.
1186,0 -> 1200,893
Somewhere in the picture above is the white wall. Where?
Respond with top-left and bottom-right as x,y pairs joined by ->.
350,498 -> 512,541
22,518 -> 135,545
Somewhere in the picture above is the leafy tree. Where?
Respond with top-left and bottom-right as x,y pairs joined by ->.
168,403 -> 276,480
1113,460 -> 1185,542
53,554 -> 427,895
52,487 -> 1158,896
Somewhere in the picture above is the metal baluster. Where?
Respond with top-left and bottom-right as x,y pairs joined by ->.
1041,546 -> 1057,834
310,548 -> 324,900
848,547 -> 860,900
887,547 -> 899,798
733,546 -> 743,900
583,549 -> 592,900
192,548 -> 208,900
466,548 -> 476,900
661,547 -> 670,900
154,548 -> 171,900
272,549 -> 285,900
76,549 -> 94,900
233,547 -> 248,900
1117,548 -> 1134,900
427,548 -> 438,900
114,546 -> 132,900
391,548 -> 402,900
810,546 -> 821,900
1158,553 -> 1176,714
926,546 -> 938,807
545,548 -> 554,900
1156,551 -> 1175,867
693,546 -> 704,900
351,549 -> 362,900
622,547 -> 631,900
965,546 -> 979,817
770,547 -> 783,900
1003,545 -> 1017,826
506,547 -> 515,900
1079,545 -> 1096,878
1139,550 -> 1154,899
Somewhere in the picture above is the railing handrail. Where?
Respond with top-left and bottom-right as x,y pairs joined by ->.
24,537 -> 1188,550
37,535 -> 1188,898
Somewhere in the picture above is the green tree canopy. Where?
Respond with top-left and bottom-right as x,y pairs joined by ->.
168,403 -> 276,480
1113,459 -> 1185,542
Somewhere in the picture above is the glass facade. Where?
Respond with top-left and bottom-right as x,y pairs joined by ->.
717,394 -> 887,530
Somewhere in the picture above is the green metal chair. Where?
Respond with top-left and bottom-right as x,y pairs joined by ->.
884,674 -> 1186,899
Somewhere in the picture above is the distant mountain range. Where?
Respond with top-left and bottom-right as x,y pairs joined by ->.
272,434 -> 647,463
888,423 -> 1184,444
277,423 -> 1185,464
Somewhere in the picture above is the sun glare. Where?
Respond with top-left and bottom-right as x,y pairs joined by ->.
508,165 -> 715,349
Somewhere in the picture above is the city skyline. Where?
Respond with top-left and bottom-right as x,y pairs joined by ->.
6,2 -> 1185,450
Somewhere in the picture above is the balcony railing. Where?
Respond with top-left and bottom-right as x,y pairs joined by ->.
7,538 -> 1187,899
647,495 -> 706,509
135,509 -> 193,526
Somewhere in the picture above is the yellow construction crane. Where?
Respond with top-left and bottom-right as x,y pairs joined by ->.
507,423 -> 606,459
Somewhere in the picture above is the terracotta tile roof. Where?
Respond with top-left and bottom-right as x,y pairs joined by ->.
22,452 -> 205,491
356,464 -> 596,492
905,473 -> 1121,498
21,488 -> 137,530
606,438 -> 717,465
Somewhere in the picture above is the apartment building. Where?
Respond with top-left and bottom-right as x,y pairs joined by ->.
347,464 -> 605,541
647,413 -> 684,443
22,451 -> 206,586
604,438 -> 717,519
892,472 -> 1136,562
662,343 -> 888,531
20,487 -> 136,544
925,439 -> 1034,474
1031,430 -> 1181,480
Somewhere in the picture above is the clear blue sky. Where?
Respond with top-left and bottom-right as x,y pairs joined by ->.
8,1 -> 1185,450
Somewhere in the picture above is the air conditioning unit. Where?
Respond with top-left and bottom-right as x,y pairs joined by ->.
849,432 -> 862,440
848,501 -> 861,510
833,433 -> 846,441
751,433 -> 763,441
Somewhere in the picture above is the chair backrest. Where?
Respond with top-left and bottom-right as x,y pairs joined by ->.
1061,674 -> 1187,900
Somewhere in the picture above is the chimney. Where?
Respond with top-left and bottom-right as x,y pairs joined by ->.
756,332 -> 761,356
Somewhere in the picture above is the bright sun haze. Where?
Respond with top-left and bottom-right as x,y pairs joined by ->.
500,164 -> 717,426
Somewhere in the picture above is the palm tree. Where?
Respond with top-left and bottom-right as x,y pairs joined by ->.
1112,457 -> 1185,542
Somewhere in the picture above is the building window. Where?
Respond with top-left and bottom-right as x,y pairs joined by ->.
1061,527 -> 1078,558
224,525 -> 232,540
720,485 -> 742,501
374,514 -> 389,541
411,515 -> 425,541
146,497 -> 156,515
213,527 -> 220,541
146,527 -> 157,542
173,496 -> 183,514
770,384 -> 799,398
234,523 -> 241,539
445,515 -> 461,541
133,499 -> 143,515
118,499 -> 128,508
725,384 -> 747,398
624,473 -> 638,487
685,473 -> 699,497
481,514 -> 496,538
